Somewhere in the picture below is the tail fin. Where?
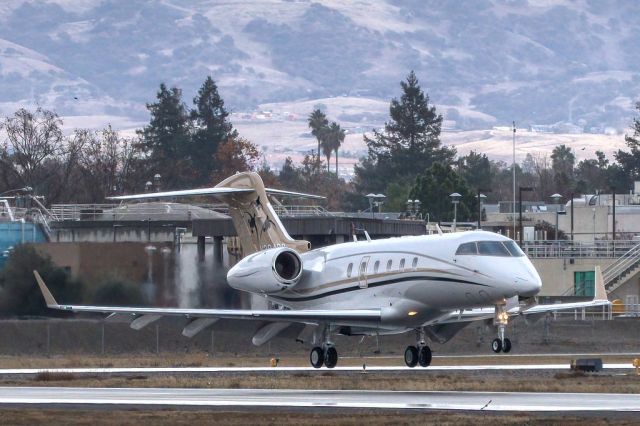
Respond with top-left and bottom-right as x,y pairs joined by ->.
215,172 -> 311,256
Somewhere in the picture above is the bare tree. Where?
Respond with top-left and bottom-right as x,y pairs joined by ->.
1,108 -> 64,188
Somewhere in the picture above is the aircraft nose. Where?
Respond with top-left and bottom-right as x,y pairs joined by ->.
516,273 -> 542,297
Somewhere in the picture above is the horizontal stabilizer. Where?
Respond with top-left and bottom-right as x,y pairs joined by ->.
108,187 -> 253,201
107,187 -> 323,201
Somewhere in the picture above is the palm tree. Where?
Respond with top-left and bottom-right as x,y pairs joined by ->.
307,109 -> 328,171
329,122 -> 345,175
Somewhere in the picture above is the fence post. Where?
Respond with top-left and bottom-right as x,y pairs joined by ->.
101,323 -> 105,355
46,322 -> 50,356
156,324 -> 160,354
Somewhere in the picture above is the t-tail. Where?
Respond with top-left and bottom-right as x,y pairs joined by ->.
109,172 -> 320,257
214,172 -> 311,255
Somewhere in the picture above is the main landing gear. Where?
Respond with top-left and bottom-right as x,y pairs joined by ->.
309,326 -> 339,368
404,328 -> 432,368
492,302 -> 512,354
310,345 -> 338,368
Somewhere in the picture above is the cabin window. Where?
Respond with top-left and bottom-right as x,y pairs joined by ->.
386,259 -> 392,271
456,242 -> 478,255
347,263 -> 353,277
399,258 -> 405,271
412,257 -> 418,270
373,260 -> 380,273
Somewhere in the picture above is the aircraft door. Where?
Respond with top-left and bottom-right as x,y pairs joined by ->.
358,256 -> 370,288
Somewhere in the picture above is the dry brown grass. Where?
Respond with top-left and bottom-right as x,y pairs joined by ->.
3,370 -> 636,394
0,409 -> 631,426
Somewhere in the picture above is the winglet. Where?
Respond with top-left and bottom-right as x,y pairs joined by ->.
33,270 -> 58,307
594,265 -> 608,302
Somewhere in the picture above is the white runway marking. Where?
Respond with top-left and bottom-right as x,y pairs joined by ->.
0,363 -> 632,375
0,387 -> 639,412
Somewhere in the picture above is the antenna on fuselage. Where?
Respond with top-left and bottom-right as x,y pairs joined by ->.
435,224 -> 444,236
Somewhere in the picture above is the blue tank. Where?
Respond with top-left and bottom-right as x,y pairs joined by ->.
0,222 -> 47,268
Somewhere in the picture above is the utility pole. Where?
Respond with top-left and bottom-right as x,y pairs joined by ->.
512,121 -> 516,239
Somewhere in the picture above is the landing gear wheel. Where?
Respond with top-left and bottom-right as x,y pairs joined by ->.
310,346 -> 324,368
404,345 -> 419,368
491,338 -> 502,353
324,346 -> 338,368
502,338 -> 512,353
418,345 -> 432,367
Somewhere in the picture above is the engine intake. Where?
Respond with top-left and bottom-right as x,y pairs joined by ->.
227,247 -> 303,294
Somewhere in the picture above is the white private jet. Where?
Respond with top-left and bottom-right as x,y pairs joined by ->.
34,172 -> 609,368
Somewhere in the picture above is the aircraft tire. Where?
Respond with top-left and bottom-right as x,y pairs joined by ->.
404,345 -> 419,368
491,338 -> 502,353
418,345 -> 432,367
502,338 -> 512,353
324,346 -> 338,368
310,346 -> 324,368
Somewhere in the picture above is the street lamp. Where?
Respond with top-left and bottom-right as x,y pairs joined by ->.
549,193 -> 564,241
450,192 -> 461,231
406,199 -> 421,219
366,193 -> 385,219
0,186 -> 33,197
475,189 -> 491,230
518,186 -> 534,246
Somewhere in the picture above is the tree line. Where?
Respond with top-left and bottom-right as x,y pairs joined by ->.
2,72 -> 640,223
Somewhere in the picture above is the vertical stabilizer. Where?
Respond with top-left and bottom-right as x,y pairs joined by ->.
216,172 -> 311,256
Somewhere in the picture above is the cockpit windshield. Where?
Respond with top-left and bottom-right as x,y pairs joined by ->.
455,240 -> 524,257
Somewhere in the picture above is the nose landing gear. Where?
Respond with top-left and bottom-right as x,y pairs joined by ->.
404,328 -> 432,368
492,302 -> 512,354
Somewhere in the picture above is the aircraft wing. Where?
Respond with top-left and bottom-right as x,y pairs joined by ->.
107,187 -> 324,201
34,271 -> 380,326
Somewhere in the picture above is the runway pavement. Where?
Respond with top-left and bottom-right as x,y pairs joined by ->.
0,362 -> 633,376
0,387 -> 639,412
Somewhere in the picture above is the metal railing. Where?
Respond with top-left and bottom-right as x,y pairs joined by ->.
271,205 -> 333,217
602,243 -> 640,290
50,203 -> 332,220
523,240 -> 639,259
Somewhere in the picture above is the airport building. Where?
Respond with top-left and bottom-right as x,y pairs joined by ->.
2,191 -> 640,312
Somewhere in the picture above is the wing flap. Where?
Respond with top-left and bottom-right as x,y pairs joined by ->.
34,271 -> 380,326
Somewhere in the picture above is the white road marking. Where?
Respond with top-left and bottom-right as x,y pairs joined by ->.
0,363 -> 632,375
0,387 -> 639,412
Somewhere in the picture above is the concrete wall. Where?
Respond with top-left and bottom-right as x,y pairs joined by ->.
531,258 -> 614,295
487,205 -> 640,241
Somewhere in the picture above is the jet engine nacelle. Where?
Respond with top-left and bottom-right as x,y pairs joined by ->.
227,247 -> 303,294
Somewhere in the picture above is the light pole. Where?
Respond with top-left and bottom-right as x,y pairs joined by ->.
476,189 -> 490,230
450,192 -> 461,231
518,186 -> 534,246
366,193 -> 385,219
611,187 -> 616,240
0,186 -> 32,197
512,121 -> 516,239
550,193 -> 563,241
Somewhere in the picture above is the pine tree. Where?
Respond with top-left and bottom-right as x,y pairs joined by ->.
615,102 -> 640,186
355,71 -> 454,194
138,83 -> 191,188
191,76 -> 237,184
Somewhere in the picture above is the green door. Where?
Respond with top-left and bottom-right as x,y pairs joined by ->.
574,271 -> 595,296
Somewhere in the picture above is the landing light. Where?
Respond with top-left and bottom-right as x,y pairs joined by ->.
408,311 -> 418,316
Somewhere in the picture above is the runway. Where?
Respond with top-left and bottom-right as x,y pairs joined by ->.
0,362 -> 633,376
0,387 -> 639,412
